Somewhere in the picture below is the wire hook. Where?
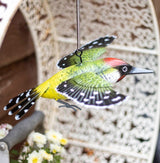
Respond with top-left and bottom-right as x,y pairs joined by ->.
75,49 -> 83,63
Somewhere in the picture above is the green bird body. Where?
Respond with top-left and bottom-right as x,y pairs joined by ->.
3,35 -> 154,120
39,59 -> 110,99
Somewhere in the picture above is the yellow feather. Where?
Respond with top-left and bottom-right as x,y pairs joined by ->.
34,64 -> 78,100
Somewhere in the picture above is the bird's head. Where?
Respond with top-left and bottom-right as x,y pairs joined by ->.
103,58 -> 154,82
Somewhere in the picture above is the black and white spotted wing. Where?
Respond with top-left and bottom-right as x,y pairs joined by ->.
57,35 -> 116,69
78,35 -> 116,51
56,72 -> 126,109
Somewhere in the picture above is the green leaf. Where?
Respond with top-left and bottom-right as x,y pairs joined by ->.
11,149 -> 19,155
10,159 -> 19,163
53,155 -> 63,163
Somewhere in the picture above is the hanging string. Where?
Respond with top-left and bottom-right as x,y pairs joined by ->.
76,0 -> 83,63
76,0 -> 80,50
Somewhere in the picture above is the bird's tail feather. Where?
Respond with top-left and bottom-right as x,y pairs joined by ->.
3,80 -> 50,120
3,88 -> 40,120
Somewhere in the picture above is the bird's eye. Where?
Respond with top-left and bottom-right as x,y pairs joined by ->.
122,66 -> 128,72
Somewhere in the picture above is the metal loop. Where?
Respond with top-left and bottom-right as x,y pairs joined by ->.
75,49 -> 83,63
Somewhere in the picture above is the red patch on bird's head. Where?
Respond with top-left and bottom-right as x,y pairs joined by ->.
104,58 -> 127,67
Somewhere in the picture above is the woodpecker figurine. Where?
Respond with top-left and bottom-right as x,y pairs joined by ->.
3,35 -> 154,120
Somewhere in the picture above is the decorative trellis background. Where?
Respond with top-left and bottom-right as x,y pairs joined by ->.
48,1 -> 160,162
0,0 -> 160,162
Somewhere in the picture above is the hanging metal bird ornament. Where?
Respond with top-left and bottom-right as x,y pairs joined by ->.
3,35 -> 154,120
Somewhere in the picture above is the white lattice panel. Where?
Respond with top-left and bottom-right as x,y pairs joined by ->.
49,0 -> 159,51
0,0 -> 21,46
49,0 -> 160,162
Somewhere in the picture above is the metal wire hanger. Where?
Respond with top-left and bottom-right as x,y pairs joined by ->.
75,0 -> 83,63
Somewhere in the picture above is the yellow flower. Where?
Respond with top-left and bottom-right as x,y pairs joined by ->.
27,151 -> 42,163
39,149 -> 53,161
46,130 -> 62,144
30,132 -> 47,148
60,138 -> 68,145
50,144 -> 62,154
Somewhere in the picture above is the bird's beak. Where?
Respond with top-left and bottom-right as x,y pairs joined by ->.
128,67 -> 154,74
